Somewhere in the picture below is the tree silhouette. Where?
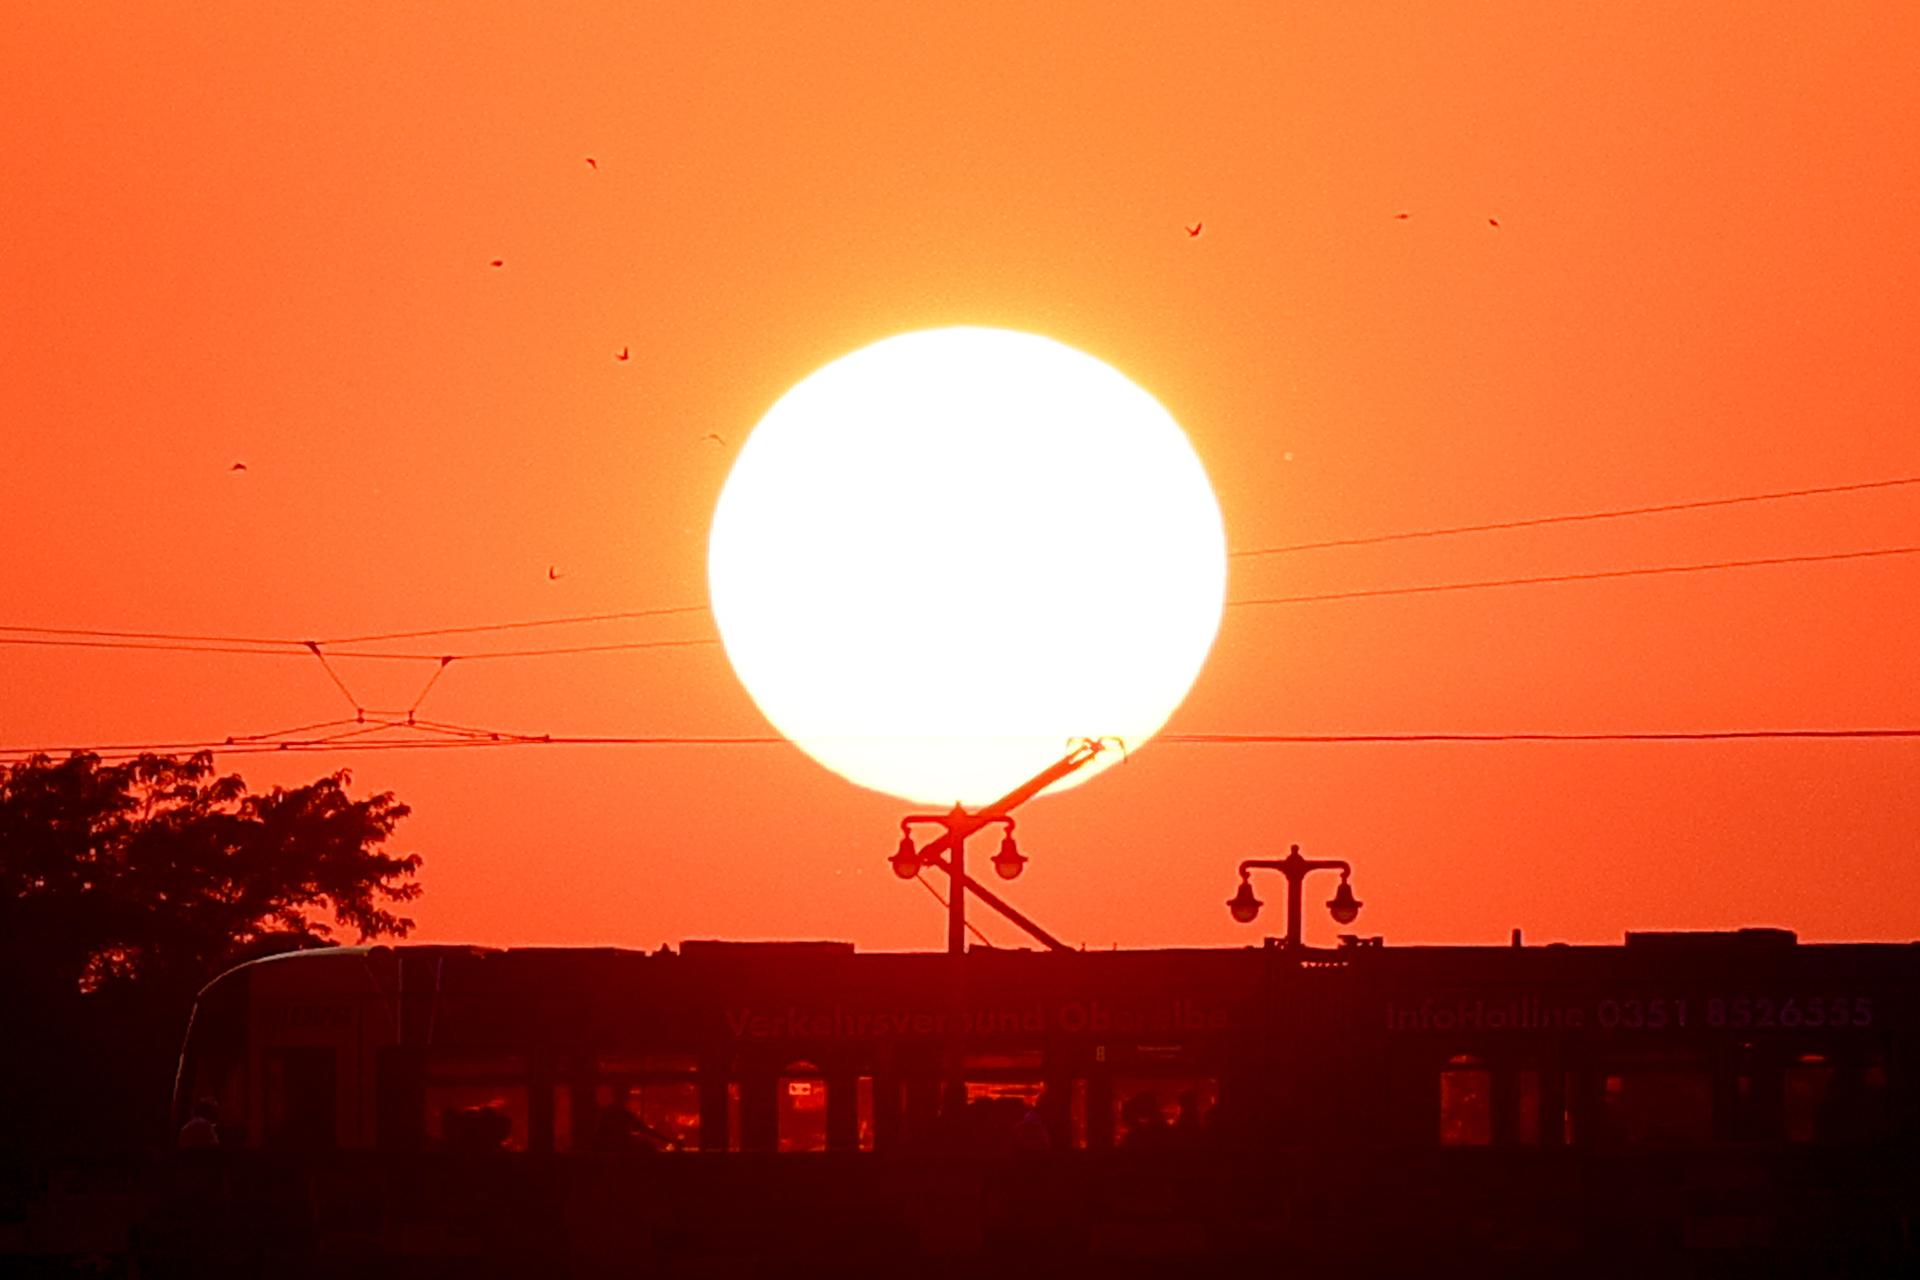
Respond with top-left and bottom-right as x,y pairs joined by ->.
0,750 -> 421,1000
0,751 -> 421,1159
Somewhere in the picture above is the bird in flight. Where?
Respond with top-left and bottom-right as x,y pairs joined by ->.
1488,218 -> 1500,228
1185,222 -> 1203,237
547,566 -> 563,581
489,259 -> 504,267
701,433 -> 726,447
586,157 -> 597,170
229,462 -> 247,472
616,346 -> 630,362
1394,212 -> 1410,220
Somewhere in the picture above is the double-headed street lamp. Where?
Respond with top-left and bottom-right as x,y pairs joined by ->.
1227,844 -> 1362,949
894,810 -> 1028,956
895,811 -> 1025,881
888,739 -> 1110,955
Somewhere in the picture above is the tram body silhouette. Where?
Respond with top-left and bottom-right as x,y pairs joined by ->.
166,930 -> 1919,1268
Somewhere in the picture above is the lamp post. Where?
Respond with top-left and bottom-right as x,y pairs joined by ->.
1227,844 -> 1362,949
888,742 -> 1111,1145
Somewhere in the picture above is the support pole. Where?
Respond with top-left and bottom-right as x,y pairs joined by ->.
1285,864 -> 1305,950
948,820 -> 967,957
921,853 -> 1069,952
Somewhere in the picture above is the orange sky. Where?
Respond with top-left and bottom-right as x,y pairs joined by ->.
4,3 -> 1918,952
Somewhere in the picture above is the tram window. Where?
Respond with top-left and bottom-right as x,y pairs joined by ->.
1600,1052 -> 1711,1147
1784,1054 -> 1834,1144
1785,1052 -> 1891,1144
727,1081 -> 742,1153
582,1081 -> 699,1151
423,1054 -> 528,1152
1438,1056 -> 1491,1146
1113,1076 -> 1218,1149
430,1093 -> 525,1152
778,1062 -> 828,1153
964,1079 -> 1042,1106
960,1051 -> 1050,1150
576,1053 -> 699,1152
265,1047 -> 336,1149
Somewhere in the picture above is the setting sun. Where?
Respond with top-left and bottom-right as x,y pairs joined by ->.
708,327 -> 1226,806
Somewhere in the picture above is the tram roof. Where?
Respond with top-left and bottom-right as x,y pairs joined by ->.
199,928 -> 1920,1001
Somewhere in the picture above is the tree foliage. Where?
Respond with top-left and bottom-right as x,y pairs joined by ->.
0,750 -> 421,997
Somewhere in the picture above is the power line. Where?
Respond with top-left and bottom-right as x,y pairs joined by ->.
10,541 -> 1917,662
8,537 -> 1917,665
225,716 -> 366,742
1162,729 -> 1920,743
1226,544 -> 1920,609
5,486 -> 1920,669
0,634 -> 719,662
0,614 -> 719,653
303,641 -> 361,710
0,636 -> 307,657
451,638 -> 719,660
405,658 -> 454,714
322,604 -> 712,645
1230,473 -> 1920,558
7,471 -> 1919,654
8,726 -> 1920,766
0,624 -> 300,646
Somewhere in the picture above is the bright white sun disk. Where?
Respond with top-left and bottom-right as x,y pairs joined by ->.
708,327 -> 1225,806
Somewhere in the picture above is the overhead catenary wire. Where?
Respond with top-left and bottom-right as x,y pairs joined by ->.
303,641 -> 362,711
301,720 -> 424,747
7,726 -> 1920,768
1160,729 -> 1920,743
225,716 -> 368,742
1228,473 -> 1920,558
405,657 -> 455,715
0,634 -> 721,661
322,604 -> 713,646
0,636 -> 310,657
6,468 -> 1919,658
2,481 -> 1917,768
0,624 -> 302,646
1225,544 -> 1920,609
1,476 -> 1914,772
448,637 -> 720,659
6,539 -> 1919,665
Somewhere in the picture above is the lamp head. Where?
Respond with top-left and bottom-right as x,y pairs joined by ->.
1227,878 -> 1262,925
991,831 -> 1027,880
1327,877 -> 1362,926
890,833 -> 921,880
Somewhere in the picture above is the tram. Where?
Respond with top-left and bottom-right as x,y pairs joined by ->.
162,929 -> 1920,1270
176,929 -> 1916,1155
